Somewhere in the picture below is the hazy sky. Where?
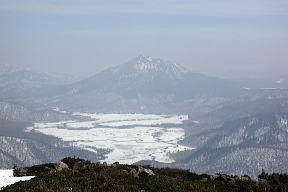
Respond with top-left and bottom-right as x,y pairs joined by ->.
0,0 -> 287,78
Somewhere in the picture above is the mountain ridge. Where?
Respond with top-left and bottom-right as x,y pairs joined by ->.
45,55 -> 241,112
174,112 -> 288,177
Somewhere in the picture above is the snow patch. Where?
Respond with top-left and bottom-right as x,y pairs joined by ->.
0,169 -> 34,189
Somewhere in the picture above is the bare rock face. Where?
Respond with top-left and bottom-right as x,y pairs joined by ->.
54,161 -> 68,171
13,168 -> 28,177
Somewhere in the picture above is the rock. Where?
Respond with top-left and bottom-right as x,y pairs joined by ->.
128,166 -> 155,178
13,168 -> 28,177
129,168 -> 139,178
210,174 -> 220,180
54,161 -> 68,171
138,168 -> 155,177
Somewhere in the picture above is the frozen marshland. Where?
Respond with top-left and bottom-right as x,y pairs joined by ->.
26,112 -> 193,164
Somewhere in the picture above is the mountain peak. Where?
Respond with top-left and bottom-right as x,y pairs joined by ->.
127,55 -> 189,78
136,54 -> 153,61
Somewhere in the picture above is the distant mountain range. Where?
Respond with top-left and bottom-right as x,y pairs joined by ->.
25,55 -> 240,113
3,55 -> 286,113
1,55 -> 288,177
0,63 -> 25,76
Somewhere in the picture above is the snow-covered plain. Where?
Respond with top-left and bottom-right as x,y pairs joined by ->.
27,113 -> 193,164
0,169 -> 34,189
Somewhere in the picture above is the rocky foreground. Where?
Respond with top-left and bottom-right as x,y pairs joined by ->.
1,158 -> 288,192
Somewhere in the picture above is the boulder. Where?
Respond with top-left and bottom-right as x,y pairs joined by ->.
54,161 -> 68,171
210,174 -> 220,180
13,168 -> 28,177
138,167 -> 155,177
129,168 -> 139,178
128,166 -> 155,178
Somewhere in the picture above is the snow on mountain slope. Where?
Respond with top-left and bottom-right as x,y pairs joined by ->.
69,55 -> 239,94
43,55 -> 241,113
0,134 -> 107,169
127,55 -> 188,78
0,55 -> 241,114
0,102 -> 74,122
74,55 -> 190,92
175,112 -> 288,177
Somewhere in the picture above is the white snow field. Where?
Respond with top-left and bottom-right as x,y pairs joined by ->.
26,113 -> 193,164
0,169 -> 34,189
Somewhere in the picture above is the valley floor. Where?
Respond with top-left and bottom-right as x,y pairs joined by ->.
26,112 -> 193,164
